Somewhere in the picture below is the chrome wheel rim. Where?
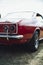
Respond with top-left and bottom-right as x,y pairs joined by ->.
35,33 -> 39,49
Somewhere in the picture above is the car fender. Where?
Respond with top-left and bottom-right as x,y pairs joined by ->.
34,27 -> 40,36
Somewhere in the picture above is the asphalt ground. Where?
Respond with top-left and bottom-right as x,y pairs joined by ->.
0,30 -> 43,65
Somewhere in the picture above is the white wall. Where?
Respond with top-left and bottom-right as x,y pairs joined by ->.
0,0 -> 43,17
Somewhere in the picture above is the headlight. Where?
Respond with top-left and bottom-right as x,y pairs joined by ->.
4,25 -> 9,32
10,25 -> 15,31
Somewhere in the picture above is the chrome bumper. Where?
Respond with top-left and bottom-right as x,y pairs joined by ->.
0,35 -> 23,40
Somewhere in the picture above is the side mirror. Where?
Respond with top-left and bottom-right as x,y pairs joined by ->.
36,13 -> 43,19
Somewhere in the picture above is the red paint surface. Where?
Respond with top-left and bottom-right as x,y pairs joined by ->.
0,21 -> 36,45
18,25 -> 36,34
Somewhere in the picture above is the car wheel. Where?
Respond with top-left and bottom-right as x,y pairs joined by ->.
32,31 -> 39,51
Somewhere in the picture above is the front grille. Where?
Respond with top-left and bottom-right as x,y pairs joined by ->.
0,23 -> 18,34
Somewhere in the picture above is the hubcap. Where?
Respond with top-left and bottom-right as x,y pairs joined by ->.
35,33 -> 39,49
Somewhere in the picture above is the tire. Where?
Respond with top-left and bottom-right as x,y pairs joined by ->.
31,31 -> 39,52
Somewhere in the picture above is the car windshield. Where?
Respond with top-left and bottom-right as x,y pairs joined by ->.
5,11 -> 36,19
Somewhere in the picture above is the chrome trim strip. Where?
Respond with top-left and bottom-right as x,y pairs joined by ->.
0,35 -> 23,39
0,33 -> 17,34
39,38 -> 43,41
16,23 -> 18,34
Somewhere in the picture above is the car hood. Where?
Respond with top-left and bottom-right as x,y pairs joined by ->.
0,18 -> 23,23
0,17 -> 43,28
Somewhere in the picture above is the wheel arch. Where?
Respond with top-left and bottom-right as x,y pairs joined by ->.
34,27 -> 40,36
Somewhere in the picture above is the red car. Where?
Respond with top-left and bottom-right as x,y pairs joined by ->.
0,11 -> 43,51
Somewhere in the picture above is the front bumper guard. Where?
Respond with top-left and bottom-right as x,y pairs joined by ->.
0,28 -> 24,40
0,35 -> 23,40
